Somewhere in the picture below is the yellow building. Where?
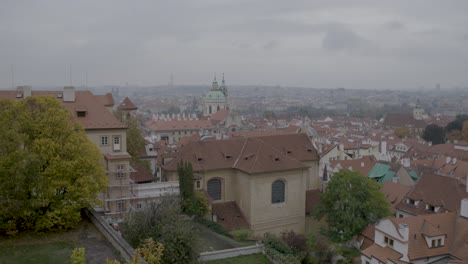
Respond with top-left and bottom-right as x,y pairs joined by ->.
163,133 -> 319,236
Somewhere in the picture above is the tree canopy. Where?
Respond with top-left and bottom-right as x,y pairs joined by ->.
177,161 -> 208,218
423,124 -> 446,145
315,170 -> 390,242
446,114 -> 468,132
0,97 -> 107,234
121,197 -> 198,264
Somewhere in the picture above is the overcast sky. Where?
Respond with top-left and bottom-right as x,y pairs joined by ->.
1,0 -> 468,89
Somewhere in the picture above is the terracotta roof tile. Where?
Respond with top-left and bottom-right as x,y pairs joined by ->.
117,97 -> 138,110
0,90 -> 127,130
163,133 -> 318,174
212,201 -> 249,230
380,182 -> 411,214
396,172 -> 468,216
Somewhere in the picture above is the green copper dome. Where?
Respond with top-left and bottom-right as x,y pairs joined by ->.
205,90 -> 226,100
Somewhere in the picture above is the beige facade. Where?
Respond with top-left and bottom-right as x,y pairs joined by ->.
166,167 -> 308,236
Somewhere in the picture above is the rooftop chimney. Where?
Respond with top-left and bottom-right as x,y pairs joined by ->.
461,199 -> 468,219
361,162 -> 365,167
63,86 -> 75,102
446,157 -> 451,164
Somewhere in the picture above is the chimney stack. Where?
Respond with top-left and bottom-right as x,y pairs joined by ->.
63,86 -> 75,102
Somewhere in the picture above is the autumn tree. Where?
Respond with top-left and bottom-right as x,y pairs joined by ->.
121,197 -> 198,264
0,97 -> 107,234
394,127 -> 409,139
315,170 -> 390,242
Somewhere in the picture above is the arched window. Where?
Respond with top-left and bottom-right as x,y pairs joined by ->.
207,178 -> 222,200
272,180 -> 285,204
217,105 -> 220,111
209,105 -> 212,114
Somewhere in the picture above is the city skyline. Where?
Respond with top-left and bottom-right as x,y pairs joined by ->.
1,1 -> 468,90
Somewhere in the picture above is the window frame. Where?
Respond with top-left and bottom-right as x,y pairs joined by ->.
116,164 -> 125,179
117,200 -> 125,212
100,135 -> 109,146
271,179 -> 286,204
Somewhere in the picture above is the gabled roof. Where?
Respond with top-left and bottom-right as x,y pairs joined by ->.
0,90 -> 126,130
329,156 -> 377,176
383,113 -> 427,128
380,182 -> 411,214
117,97 -> 138,110
396,172 -> 468,216
163,133 -> 318,174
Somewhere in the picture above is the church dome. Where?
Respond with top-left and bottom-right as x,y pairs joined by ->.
205,90 -> 226,100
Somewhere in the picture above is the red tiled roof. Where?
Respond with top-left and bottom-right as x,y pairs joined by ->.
130,162 -> 154,183
212,201 -> 249,230
163,133 -> 318,174
380,182 -> 411,214
383,113 -> 427,129
396,172 -> 468,216
117,97 -> 138,110
329,156 -> 377,176
209,109 -> 229,123
0,90 -> 127,130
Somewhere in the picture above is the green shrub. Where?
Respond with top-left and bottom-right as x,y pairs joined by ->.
230,228 -> 252,242
70,248 -> 86,264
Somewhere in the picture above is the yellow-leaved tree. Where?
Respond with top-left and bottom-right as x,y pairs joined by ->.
0,96 -> 107,234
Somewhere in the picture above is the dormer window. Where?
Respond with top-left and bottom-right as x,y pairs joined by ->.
426,204 -> 436,212
407,199 -> 416,206
431,238 -> 443,248
384,236 -> 394,247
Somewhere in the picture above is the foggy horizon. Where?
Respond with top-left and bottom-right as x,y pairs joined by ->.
1,1 -> 468,90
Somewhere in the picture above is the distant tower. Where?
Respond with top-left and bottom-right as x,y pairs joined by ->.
220,73 -> 228,97
169,73 -> 174,87
203,74 -> 228,116
413,99 -> 424,120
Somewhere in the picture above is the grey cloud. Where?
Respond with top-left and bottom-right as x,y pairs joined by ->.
263,40 -> 279,50
383,21 -> 405,31
321,24 -> 375,53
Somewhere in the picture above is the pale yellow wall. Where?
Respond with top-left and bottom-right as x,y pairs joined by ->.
304,161 -> 320,190
163,164 -> 314,235
248,169 -> 306,236
86,129 -> 128,154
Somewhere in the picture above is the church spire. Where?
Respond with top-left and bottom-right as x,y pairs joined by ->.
220,73 -> 228,96
212,73 -> 219,91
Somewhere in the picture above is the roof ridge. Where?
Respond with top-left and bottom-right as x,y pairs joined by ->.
233,138 -> 248,168
250,138 -> 263,173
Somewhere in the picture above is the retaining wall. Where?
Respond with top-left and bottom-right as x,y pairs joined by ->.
199,244 -> 264,262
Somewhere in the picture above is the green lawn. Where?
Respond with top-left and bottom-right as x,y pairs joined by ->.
204,254 -> 270,264
0,241 -> 74,264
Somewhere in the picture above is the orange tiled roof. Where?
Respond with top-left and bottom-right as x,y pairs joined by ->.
0,90 -> 127,130
396,172 -> 468,216
380,182 -> 411,214
163,133 -> 318,174
212,201 -> 249,230
117,97 -> 138,110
